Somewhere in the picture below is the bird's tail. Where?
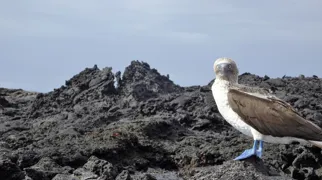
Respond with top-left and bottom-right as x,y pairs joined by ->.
310,141 -> 322,149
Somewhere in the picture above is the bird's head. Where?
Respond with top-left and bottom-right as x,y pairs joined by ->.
213,57 -> 239,83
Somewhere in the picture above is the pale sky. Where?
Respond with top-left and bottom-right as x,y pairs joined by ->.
1,0 -> 322,92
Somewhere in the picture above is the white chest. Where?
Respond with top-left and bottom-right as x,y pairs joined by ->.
211,81 -> 253,137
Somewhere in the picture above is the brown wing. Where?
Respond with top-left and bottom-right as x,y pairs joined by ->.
227,89 -> 322,141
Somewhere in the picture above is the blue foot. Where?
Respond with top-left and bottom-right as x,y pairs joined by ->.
234,140 -> 264,161
234,148 -> 256,160
257,140 -> 263,158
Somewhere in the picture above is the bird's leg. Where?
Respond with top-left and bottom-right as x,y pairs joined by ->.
234,140 -> 262,160
256,140 -> 264,158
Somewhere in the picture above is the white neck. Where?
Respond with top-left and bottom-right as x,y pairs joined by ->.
214,77 -> 238,87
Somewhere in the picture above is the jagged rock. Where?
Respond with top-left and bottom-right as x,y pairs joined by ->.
120,60 -> 183,101
265,78 -> 285,87
52,174 -> 77,180
0,61 -> 322,180
72,156 -> 117,180
0,158 -> 25,180
130,168 -> 183,180
24,157 -> 71,180
132,174 -> 157,180
190,158 -> 292,180
0,97 -> 10,108
115,170 -> 132,180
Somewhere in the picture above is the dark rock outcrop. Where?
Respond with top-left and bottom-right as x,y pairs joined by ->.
1,60 -> 322,180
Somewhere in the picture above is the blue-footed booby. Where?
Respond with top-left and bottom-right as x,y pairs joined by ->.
211,57 -> 322,160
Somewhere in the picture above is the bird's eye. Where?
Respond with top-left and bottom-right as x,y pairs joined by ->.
227,64 -> 232,69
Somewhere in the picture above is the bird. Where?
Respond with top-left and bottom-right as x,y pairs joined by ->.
211,57 -> 322,160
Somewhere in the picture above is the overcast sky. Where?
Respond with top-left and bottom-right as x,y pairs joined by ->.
1,0 -> 322,92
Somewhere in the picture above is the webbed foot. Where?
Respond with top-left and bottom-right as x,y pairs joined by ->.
234,140 -> 263,160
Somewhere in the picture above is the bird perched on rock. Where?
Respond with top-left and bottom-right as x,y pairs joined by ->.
211,57 -> 322,160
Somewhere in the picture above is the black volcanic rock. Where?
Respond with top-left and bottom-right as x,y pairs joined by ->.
24,157 -> 71,180
1,61 -> 322,180
0,158 -> 25,180
120,61 -> 183,101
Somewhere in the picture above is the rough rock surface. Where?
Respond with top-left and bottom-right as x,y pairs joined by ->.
1,60 -> 322,180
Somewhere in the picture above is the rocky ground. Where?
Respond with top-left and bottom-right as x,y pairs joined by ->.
1,61 -> 322,180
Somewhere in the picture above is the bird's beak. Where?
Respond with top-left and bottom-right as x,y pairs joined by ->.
217,63 -> 232,75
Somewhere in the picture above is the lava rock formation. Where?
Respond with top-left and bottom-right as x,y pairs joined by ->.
1,60 -> 322,180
